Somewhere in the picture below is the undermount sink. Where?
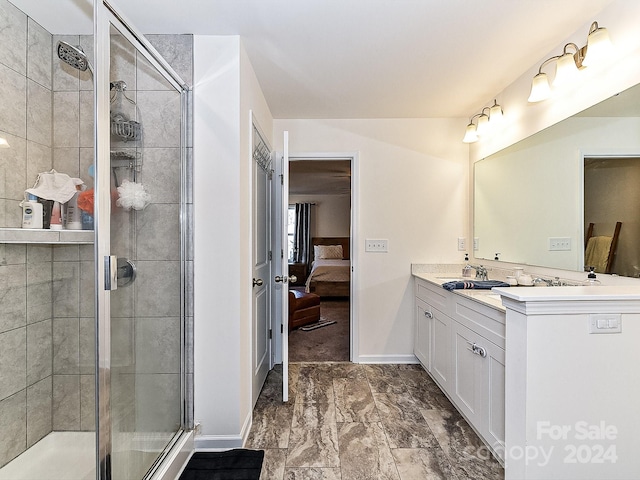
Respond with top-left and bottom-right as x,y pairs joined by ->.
435,277 -> 462,282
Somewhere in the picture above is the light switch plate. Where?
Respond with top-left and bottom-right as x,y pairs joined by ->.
549,237 -> 571,251
365,239 -> 388,252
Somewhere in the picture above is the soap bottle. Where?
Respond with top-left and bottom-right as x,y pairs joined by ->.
462,254 -> 473,278
22,194 -> 43,229
582,267 -> 601,286
64,187 -> 83,230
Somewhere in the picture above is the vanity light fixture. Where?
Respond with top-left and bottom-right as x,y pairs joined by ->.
0,137 -> 9,149
462,100 -> 504,143
528,21 -> 612,103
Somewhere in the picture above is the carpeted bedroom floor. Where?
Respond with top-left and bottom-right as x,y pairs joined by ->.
289,299 -> 350,362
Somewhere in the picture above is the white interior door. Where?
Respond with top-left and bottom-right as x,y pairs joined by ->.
270,131 -> 290,402
251,123 -> 272,407
280,131 -> 290,402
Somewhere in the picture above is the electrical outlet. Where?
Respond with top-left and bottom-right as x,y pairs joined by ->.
365,239 -> 388,252
473,237 -> 479,251
457,237 -> 466,251
549,237 -> 571,251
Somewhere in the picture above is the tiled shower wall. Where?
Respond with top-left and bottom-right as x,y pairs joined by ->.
0,0 -> 55,468
0,0 -> 193,469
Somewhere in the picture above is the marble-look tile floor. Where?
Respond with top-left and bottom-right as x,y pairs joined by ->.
246,363 -> 504,480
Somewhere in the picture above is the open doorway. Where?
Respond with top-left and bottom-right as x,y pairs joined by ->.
287,159 -> 351,361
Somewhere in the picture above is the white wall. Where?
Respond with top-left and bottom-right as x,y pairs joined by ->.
275,119 -> 468,361
193,35 -> 273,447
289,194 -> 350,237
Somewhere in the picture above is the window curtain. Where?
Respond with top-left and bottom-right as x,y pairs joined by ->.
293,203 -> 311,264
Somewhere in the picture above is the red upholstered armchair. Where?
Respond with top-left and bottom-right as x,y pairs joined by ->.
288,290 -> 320,332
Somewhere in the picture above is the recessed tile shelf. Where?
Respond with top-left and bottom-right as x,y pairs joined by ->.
0,228 -> 94,244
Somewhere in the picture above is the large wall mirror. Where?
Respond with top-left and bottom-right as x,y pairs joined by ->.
474,82 -> 640,278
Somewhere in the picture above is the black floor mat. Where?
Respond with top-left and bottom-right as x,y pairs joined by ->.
178,449 -> 264,480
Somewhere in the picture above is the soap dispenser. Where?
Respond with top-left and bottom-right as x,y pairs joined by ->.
462,254 -> 473,278
582,267 -> 601,286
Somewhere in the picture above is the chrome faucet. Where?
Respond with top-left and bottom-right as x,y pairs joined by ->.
467,264 -> 488,281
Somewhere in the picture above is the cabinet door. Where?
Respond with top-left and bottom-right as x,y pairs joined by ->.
414,298 -> 432,370
431,308 -> 451,389
451,321 -> 483,426
482,340 -> 505,457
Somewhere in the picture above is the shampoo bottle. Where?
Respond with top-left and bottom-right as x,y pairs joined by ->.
64,188 -> 82,230
22,194 -> 43,229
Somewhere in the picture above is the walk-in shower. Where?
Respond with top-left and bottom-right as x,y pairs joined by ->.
0,1 -> 193,479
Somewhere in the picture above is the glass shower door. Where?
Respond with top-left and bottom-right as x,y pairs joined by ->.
96,8 -> 189,478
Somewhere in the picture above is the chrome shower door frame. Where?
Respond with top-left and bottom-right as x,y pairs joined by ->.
93,2 -> 192,479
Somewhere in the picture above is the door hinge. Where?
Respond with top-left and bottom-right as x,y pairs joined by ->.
281,324 -> 283,333
268,251 -> 272,261
281,249 -> 284,259
280,174 -> 283,185
269,329 -> 272,339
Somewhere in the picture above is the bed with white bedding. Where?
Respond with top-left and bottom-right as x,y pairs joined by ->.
304,237 -> 351,297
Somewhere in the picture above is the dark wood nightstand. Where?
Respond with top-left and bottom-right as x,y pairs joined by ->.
288,263 -> 307,286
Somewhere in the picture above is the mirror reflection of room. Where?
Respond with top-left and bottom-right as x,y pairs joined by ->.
474,82 -> 640,277
287,160 -> 351,362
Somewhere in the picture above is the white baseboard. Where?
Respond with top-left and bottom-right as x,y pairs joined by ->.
194,434 -> 244,450
194,411 -> 253,451
355,354 -> 419,364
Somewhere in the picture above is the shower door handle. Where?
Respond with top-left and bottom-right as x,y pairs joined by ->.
104,255 -> 118,291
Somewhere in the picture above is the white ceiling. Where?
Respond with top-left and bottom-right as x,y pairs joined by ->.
11,0 -> 615,118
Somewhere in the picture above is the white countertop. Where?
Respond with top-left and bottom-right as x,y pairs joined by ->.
413,271 -> 640,312
494,285 -> 640,302
412,272 -> 506,311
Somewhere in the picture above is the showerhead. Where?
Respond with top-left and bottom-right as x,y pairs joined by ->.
57,41 -> 93,75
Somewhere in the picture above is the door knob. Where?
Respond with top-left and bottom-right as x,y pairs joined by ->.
253,278 -> 263,287
289,275 -> 297,284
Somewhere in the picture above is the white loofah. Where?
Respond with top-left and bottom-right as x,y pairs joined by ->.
116,180 -> 150,211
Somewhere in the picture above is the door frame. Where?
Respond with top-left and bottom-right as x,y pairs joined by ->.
272,151 -> 359,363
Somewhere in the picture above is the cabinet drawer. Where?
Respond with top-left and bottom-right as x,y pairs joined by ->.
454,296 -> 505,349
415,278 -> 449,311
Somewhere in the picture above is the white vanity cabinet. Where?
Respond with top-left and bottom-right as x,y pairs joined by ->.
414,298 -> 432,369
452,319 -> 505,452
414,276 -> 505,461
414,278 -> 452,390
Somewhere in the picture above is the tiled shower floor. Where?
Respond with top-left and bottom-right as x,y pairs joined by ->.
0,432 -> 95,480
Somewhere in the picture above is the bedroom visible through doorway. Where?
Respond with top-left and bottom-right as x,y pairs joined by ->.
287,159 -> 352,362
